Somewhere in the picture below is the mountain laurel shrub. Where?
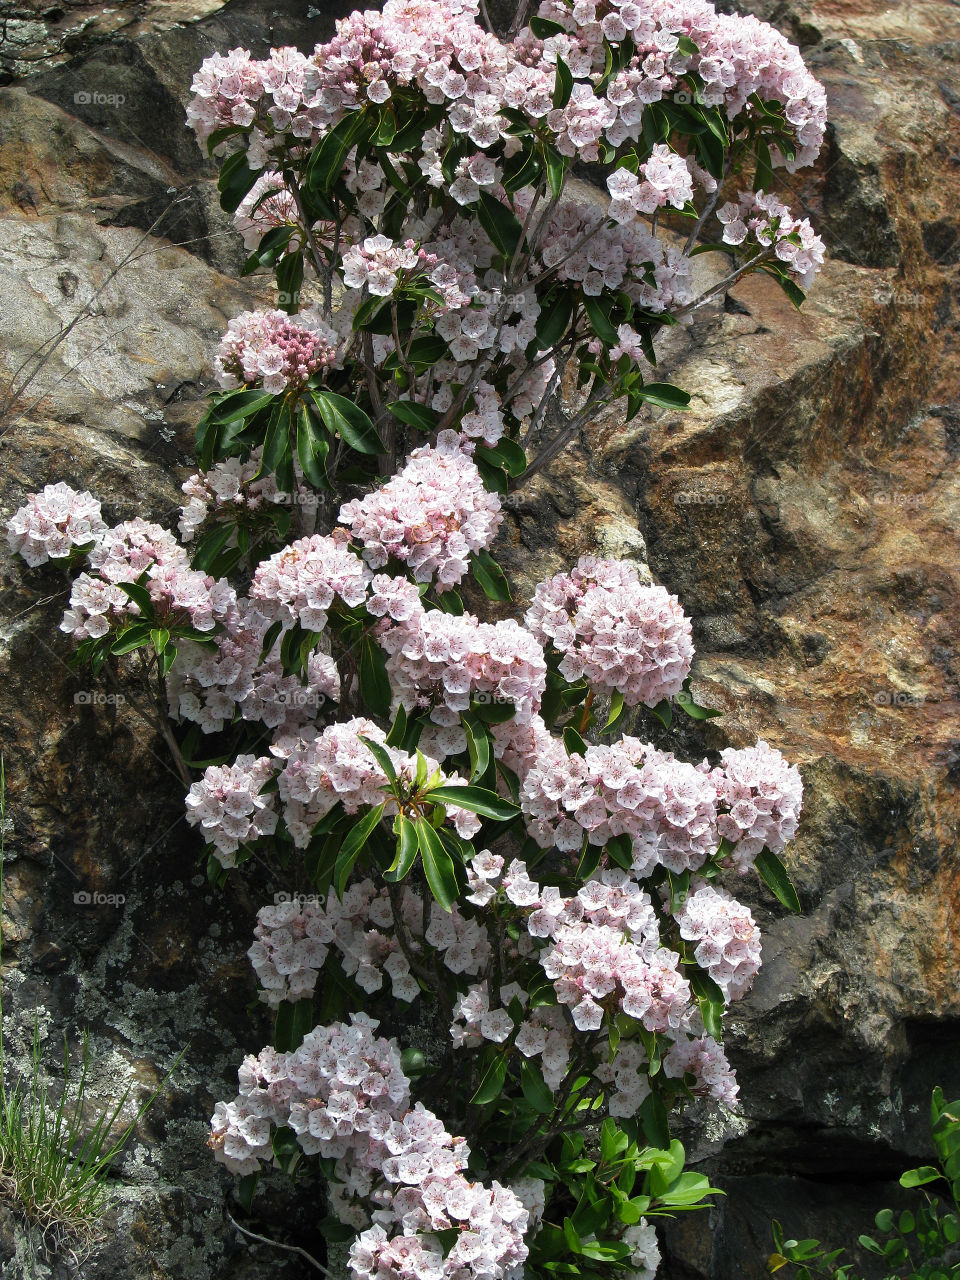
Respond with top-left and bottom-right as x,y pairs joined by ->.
6,0 -> 828,1274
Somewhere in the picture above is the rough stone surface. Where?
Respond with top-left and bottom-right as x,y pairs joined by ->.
0,0 -> 958,1277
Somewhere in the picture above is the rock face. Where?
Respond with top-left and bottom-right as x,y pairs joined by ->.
0,0 -> 958,1277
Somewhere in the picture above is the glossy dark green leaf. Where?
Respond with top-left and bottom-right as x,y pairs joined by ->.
477,190 -> 524,260
334,802 -> 386,897
359,635 -> 392,718
218,149 -> 259,213
415,818 -> 460,912
427,785 -> 519,821
312,391 -> 385,455
386,399 -> 441,431
470,548 -> 511,601
470,1052 -> 508,1105
640,382 -> 691,410
754,848 -> 802,913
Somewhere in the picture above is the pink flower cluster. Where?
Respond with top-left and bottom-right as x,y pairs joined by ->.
676,883 -> 761,1002
541,921 -> 689,1033
662,1030 -> 738,1106
178,449 -> 298,543
714,740 -> 803,871
380,609 -> 547,754
216,308 -> 337,394
517,188 -> 694,312
718,190 -> 826,286
59,518 -> 236,641
276,716 -> 480,848
338,432 -> 502,588
212,1012 -> 529,1278
6,482 -> 106,567
451,982 -> 574,1090
521,735 -> 720,874
250,530 -> 370,630
168,597 -> 339,734
233,170 -> 301,250
185,754 -> 279,866
525,556 -> 693,707
248,879 -> 489,1008
209,1013 -> 410,1177
607,146 -> 694,222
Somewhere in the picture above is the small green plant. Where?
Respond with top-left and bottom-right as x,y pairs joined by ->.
769,1088 -> 960,1280
0,760 -> 177,1254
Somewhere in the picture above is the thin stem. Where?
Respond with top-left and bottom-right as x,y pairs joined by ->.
521,383 -> 611,484
683,158 -> 731,256
674,247 -> 775,317
226,1212 -> 339,1279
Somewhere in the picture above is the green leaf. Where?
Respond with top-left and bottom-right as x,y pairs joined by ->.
361,735 -> 398,784
606,832 -> 633,871
276,251 -> 304,314
312,391 -> 385,454
382,335 -> 447,372
563,725 -> 587,757
218,149 -> 259,213
386,816 -> 420,881
754,848 -> 802,914
296,403 -> 331,489
544,145 -> 568,199
521,1059 -> 554,1114
470,548 -> 511,601
774,274 -> 806,310
676,676 -> 721,720
534,290 -> 574,352
477,190 -> 524,260
334,802 -> 386,897
118,581 -> 153,614
359,635 -> 392,718
648,698 -> 672,730
205,388 -> 276,425
274,998 -> 314,1053
427,785 -> 519,822
529,14 -> 566,36
470,1052 -> 508,1105
416,818 -> 460,912
385,703 -> 408,748
601,691 -> 625,734
305,110 -> 371,196
387,400 -> 441,431
190,522 -> 234,574
576,840 -> 603,881
640,382 -> 691,410
640,1093 -> 670,1149
237,1172 -> 259,1212
553,56 -> 573,109
462,716 -> 492,783
899,1166 -> 942,1188
582,294 -> 619,346
474,438 -> 528,478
